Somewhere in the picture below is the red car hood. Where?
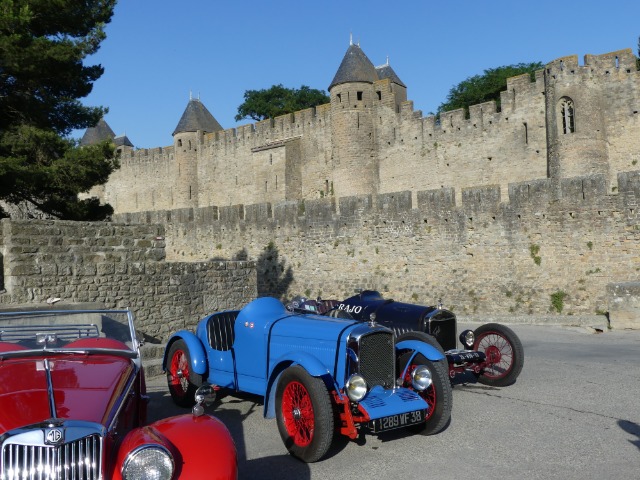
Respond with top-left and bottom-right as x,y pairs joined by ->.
0,355 -> 134,434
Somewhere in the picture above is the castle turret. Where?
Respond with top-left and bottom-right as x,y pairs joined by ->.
375,59 -> 407,109
172,97 -> 223,208
329,41 -> 380,198
81,118 -> 134,156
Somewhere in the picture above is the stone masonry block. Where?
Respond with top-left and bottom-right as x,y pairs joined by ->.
607,282 -> 640,329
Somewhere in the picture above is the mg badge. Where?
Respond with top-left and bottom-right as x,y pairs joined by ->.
45,428 -> 64,445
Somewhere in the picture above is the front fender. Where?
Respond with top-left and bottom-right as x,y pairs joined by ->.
113,414 -> 237,479
163,330 -> 208,375
263,352 -> 333,419
396,339 -> 445,362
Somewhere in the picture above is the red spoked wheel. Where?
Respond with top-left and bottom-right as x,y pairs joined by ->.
281,381 -> 315,447
474,323 -> 524,387
398,351 -> 452,435
396,331 -> 451,434
275,366 -> 334,463
166,339 -> 203,407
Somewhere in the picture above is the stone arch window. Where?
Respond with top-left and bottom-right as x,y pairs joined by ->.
178,139 -> 182,147
558,97 -> 575,134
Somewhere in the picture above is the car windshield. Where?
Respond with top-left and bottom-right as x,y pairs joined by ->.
0,309 -> 137,357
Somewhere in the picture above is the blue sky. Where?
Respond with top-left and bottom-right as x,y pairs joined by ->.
78,0 -> 640,148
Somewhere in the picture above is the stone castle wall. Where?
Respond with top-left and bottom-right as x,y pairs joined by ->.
114,170 -> 640,322
0,219 -> 257,341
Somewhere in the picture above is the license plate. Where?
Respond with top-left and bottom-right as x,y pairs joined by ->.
370,409 -> 425,433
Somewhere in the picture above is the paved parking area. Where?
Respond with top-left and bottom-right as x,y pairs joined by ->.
146,324 -> 640,480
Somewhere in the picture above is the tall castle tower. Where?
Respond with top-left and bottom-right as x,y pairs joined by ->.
328,41 -> 407,198
544,49 -> 637,187
172,97 -> 223,208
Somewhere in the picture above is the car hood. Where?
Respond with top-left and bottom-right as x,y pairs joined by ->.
0,355 -> 134,434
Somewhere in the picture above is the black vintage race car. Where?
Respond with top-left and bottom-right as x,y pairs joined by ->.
290,290 -> 524,388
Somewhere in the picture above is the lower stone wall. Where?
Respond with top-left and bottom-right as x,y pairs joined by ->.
0,219 -> 257,341
607,282 -> 640,329
114,171 -> 640,328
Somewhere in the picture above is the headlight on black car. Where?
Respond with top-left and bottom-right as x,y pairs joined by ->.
345,373 -> 368,401
460,329 -> 475,349
122,445 -> 174,480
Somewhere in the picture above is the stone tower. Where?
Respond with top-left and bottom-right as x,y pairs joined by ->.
544,49 -> 636,187
172,97 -> 223,208
329,42 -> 380,197
329,42 -> 407,199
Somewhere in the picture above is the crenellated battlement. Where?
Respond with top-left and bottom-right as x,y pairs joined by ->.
116,144 -> 174,167
114,170 -> 640,231
545,48 -> 637,77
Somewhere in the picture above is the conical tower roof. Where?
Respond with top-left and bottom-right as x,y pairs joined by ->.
376,61 -> 406,88
80,118 -> 116,146
328,43 -> 379,91
173,98 -> 223,136
114,134 -> 134,147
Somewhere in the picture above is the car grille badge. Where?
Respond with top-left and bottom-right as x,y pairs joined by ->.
45,427 -> 64,445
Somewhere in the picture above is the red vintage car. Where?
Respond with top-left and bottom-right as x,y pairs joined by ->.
0,307 -> 237,479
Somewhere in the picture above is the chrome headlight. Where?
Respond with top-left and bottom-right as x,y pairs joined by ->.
412,365 -> 433,391
345,373 -> 368,401
122,445 -> 174,480
459,329 -> 475,349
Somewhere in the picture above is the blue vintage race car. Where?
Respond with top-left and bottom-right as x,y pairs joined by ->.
163,296 -> 452,463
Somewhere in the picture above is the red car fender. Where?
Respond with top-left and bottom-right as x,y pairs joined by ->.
113,414 -> 237,480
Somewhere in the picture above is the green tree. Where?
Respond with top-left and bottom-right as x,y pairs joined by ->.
235,84 -> 329,122
437,62 -> 543,118
637,36 -> 640,70
0,0 -> 118,220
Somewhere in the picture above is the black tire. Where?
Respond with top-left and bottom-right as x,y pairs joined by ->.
275,366 -> 335,463
474,323 -> 524,387
397,331 -> 446,356
166,339 -> 204,408
397,351 -> 452,435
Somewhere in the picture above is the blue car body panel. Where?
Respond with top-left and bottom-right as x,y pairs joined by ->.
164,329 -> 208,375
360,386 -> 428,419
396,339 -> 445,362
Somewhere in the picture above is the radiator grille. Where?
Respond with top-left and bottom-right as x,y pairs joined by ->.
429,315 -> 457,351
2,434 -> 101,480
358,331 -> 395,389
